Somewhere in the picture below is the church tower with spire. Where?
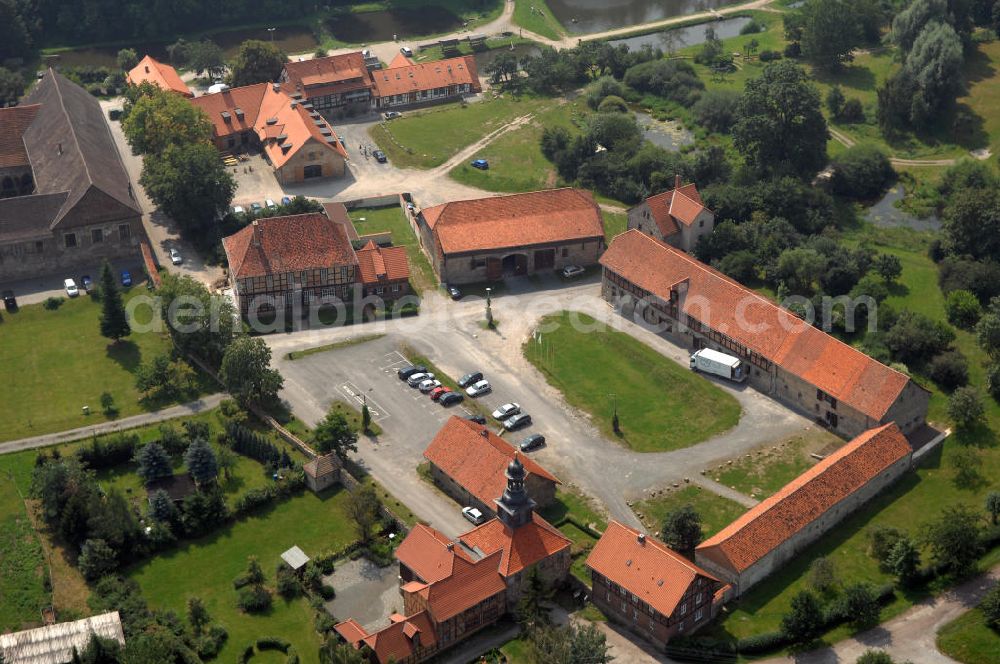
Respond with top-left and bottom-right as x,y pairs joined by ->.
495,453 -> 536,530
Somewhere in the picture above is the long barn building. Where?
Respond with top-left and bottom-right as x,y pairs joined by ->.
599,230 -> 930,439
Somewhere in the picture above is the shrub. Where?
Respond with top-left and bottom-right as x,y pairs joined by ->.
867,525 -> 905,565
948,386 -> 985,430
759,49 -> 782,61
857,650 -> 896,664
808,557 -> 837,593
76,433 -> 138,470
740,18 -> 765,34
44,297 -> 64,310
830,145 -> 895,200
597,95 -> 628,113
256,637 -> 291,653
623,59 -> 704,107
277,566 -> 300,599
195,625 -> 228,659
945,290 -> 982,328
841,98 -> 865,123
238,585 -> 272,613
981,584 -> 1000,629
233,487 -> 277,515
784,42 -> 802,58
736,631 -> 786,653
929,350 -> 969,389
240,645 -> 255,664
693,89 -> 741,133
315,611 -> 335,634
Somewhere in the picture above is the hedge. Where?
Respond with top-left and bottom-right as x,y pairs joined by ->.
76,433 -> 139,470
256,637 -> 291,653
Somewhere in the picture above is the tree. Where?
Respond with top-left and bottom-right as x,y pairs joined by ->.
978,310 -> 1000,358
776,247 -> 827,294
886,536 -> 921,586
216,447 -> 237,482
952,446 -> 982,487
830,145 -> 896,200
219,336 -> 283,406
922,504 -> 984,577
227,40 -> 287,87
986,491 -> 1000,525
892,0 -> 950,52
78,539 -> 118,581
781,589 -> 823,642
808,556 -> 837,593
874,254 -> 903,284
733,60 -> 828,178
799,0 -> 862,69
76,633 -> 123,664
827,85 -> 846,117
187,597 -> 210,635
929,350 -> 969,389
841,97 -> 865,123
946,290 -> 982,328
135,354 -> 196,400
948,385 -> 985,430
0,0 -> 32,63
904,21 -> 964,114
98,261 -> 131,343
517,567 -> 551,631
313,409 -> 359,459
0,66 -> 25,106
843,583 -> 880,629
361,404 -> 371,434
693,89 -> 741,133
528,623 -> 612,664
147,489 -> 178,523
244,555 -> 265,586
319,638 -> 368,664
140,141 -> 236,235
661,505 -> 702,554
181,489 -> 229,537
135,442 -> 172,484
184,439 -> 218,486
117,48 -> 139,71
158,275 -> 238,369
981,584 -> 1000,629
121,88 -> 213,156
187,40 -> 225,80
346,484 -> 381,545
884,310 -> 955,366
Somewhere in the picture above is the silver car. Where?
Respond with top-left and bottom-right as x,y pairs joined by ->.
418,379 -> 441,393
492,403 -> 520,420
466,380 -> 492,397
407,372 -> 434,387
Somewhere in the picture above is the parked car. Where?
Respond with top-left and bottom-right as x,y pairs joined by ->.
448,285 -> 462,300
462,506 -> 486,525
418,379 -> 442,393
80,275 -> 93,292
383,111 -> 401,120
492,403 -> 520,420
3,290 -> 17,311
397,365 -> 427,380
503,413 -> 532,431
466,380 -> 492,397
470,159 -> 489,170
120,270 -> 132,287
280,196 -> 293,206
265,198 -> 277,209
373,150 -> 388,163
440,392 -> 465,406
64,278 -> 79,297
232,205 -> 245,215
400,46 -> 414,57
169,248 -> 183,265
520,433 -> 545,452
407,372 -> 434,387
429,386 -> 451,401
465,413 -> 487,424
249,202 -> 263,215
458,371 -> 484,388
561,265 -> 585,278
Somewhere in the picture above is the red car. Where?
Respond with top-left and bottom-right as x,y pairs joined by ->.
430,386 -> 452,401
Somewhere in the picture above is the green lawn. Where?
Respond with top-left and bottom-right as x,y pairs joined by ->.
539,486 -> 608,532
369,95 -> 549,169
937,608 -> 1000,664
0,470 -> 47,632
603,211 -> 628,244
634,485 -> 746,539
349,206 -> 437,293
524,311 -> 741,452
513,0 -> 563,40
713,429 -> 842,499
0,287 -> 213,442
128,488 -> 358,664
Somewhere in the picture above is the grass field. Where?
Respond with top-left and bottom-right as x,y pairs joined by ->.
369,95 -> 549,169
634,485 -> 747,539
0,288 -> 212,442
349,206 -> 437,293
713,429 -> 842,499
603,211 -> 628,243
0,470 -> 48,632
513,0 -> 563,40
128,488 -> 358,664
937,608 -> 1000,664
524,311 -> 741,452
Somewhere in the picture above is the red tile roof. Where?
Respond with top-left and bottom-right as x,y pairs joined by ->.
0,105 -> 40,168
282,52 -> 373,98
222,212 -> 357,279
586,521 -> 720,618
323,202 -> 359,240
641,181 -> 705,237
460,513 -> 571,577
356,241 -> 410,285
600,230 -> 915,421
190,83 -> 268,138
371,55 -> 481,99
409,552 -> 506,621
361,611 -> 438,664
333,618 -> 368,647
127,55 -> 193,97
394,523 -> 473,584
422,188 -> 605,255
696,423 -> 912,574
388,53 -> 416,69
424,417 -> 560,508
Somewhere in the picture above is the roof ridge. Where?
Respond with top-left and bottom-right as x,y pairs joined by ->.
610,520 -> 709,578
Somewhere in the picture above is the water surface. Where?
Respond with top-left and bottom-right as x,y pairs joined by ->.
606,16 -> 752,52
548,0 -> 736,34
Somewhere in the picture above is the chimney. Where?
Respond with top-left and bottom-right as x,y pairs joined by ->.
251,220 -> 261,247
637,533 -> 646,545
446,542 -> 454,551
480,429 -> 488,438
674,174 -> 682,190
57,143 -> 63,155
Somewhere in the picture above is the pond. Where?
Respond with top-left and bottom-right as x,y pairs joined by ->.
325,6 -> 463,44
43,26 -> 319,70
606,16 -> 753,52
548,0 -> 737,34
866,185 -> 942,232
636,111 -> 694,151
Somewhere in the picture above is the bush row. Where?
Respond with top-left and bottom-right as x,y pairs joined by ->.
231,471 -> 305,517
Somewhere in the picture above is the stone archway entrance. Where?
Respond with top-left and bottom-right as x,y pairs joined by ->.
501,253 -> 527,276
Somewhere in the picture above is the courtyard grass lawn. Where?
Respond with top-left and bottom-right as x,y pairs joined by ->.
349,206 -> 437,293
539,486 -> 609,532
634,485 -> 746,539
937,608 -> 1000,664
128,488 -> 358,664
368,95 -> 549,169
0,287 -> 213,443
0,470 -> 48,632
513,0 -> 563,40
524,311 -> 741,452
603,211 -> 628,243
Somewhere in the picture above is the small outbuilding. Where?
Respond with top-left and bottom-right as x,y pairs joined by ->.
303,454 -> 342,493
281,546 -> 311,574
0,611 -> 126,664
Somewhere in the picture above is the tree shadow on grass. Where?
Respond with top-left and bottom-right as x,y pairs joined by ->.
952,422 -> 997,449
106,340 -> 141,372
812,62 -> 877,93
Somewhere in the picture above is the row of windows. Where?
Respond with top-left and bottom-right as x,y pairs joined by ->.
64,224 -> 131,248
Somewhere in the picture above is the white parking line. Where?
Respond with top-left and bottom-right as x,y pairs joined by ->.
378,351 -> 409,371
339,381 -> 390,421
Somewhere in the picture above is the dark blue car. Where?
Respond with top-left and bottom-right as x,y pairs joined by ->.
121,270 -> 132,287
470,159 -> 489,170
